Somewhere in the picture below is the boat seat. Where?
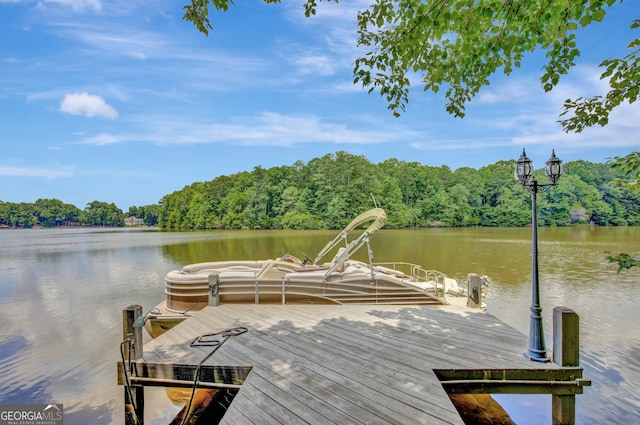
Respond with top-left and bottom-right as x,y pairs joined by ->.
373,265 -> 408,278
293,265 -> 330,273
329,247 -> 348,272
218,271 -> 259,281
182,261 -> 265,273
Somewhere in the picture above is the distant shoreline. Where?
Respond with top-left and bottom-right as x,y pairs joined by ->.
0,224 -> 158,230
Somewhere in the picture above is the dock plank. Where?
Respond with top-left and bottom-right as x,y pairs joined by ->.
222,328 -> 455,424
138,304 -> 561,424
242,329 -> 461,423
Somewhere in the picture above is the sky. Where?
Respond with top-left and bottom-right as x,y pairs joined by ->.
1,0 -> 639,211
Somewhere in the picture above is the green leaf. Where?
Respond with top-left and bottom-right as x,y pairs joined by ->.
592,9 -> 606,23
579,15 -> 592,27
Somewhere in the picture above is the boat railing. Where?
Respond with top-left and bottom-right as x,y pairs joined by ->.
373,262 -> 447,299
213,272 -> 445,305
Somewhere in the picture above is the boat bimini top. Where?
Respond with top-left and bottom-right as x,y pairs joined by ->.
312,208 -> 388,278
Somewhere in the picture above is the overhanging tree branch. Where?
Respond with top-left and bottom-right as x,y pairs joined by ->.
182,0 -> 626,123
560,19 -> 640,132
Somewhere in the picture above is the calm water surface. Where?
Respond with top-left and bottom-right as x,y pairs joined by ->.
0,226 -> 638,424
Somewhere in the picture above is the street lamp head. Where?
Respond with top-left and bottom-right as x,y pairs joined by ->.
515,148 -> 533,184
545,149 -> 563,185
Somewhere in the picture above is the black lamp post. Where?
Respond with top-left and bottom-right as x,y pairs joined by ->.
515,148 -> 563,362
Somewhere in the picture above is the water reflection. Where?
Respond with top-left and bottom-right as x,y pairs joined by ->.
0,226 -> 638,424
0,228 -> 187,424
161,230 -> 336,266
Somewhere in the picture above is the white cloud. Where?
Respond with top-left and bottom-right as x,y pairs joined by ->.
77,133 -> 121,145
73,111 -> 416,148
293,55 -> 335,76
278,0 -> 363,80
410,137 -> 513,152
331,79 -> 367,93
0,165 -> 73,179
40,0 -> 102,13
476,90 -> 519,105
214,112 -> 384,145
184,111 -> 394,146
129,52 -> 147,60
2,0 -> 102,12
59,92 -> 118,119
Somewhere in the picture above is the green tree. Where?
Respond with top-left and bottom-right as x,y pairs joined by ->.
353,1 -> 635,123
128,204 -> 160,226
558,174 -> 604,224
609,151 -> 640,192
475,161 -> 523,226
538,184 -> 573,226
158,186 -> 196,228
0,201 -> 7,226
221,191 -> 249,229
448,183 -> 473,226
277,187 -> 314,229
80,201 -> 124,226
0,202 -> 36,228
276,186 -> 301,218
306,152 -> 381,227
420,188 -> 451,226
599,183 -> 630,226
487,186 -> 530,227
148,153 -> 640,232
377,175 -> 411,228
184,192 -> 210,229
34,198 -> 80,227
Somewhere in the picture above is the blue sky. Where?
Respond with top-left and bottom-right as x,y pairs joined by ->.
1,0 -> 638,211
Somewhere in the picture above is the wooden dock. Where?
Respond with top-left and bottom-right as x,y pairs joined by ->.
118,304 -> 589,424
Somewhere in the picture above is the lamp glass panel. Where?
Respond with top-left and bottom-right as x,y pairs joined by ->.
516,160 -> 532,183
545,157 -> 563,184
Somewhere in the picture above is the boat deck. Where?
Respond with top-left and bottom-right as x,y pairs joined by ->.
131,303 -> 585,424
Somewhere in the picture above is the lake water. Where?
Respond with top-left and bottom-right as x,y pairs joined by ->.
0,226 -> 638,424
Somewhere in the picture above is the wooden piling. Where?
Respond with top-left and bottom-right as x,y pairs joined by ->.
552,307 -> 579,425
467,273 -> 483,307
208,273 -> 220,307
123,305 -> 144,425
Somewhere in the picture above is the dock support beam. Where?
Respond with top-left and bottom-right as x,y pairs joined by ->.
123,305 -> 144,425
552,307 -> 579,425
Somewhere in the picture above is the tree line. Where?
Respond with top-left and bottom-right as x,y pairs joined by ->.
2,152 -> 638,230
0,199 -> 159,228
156,152 -> 640,230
